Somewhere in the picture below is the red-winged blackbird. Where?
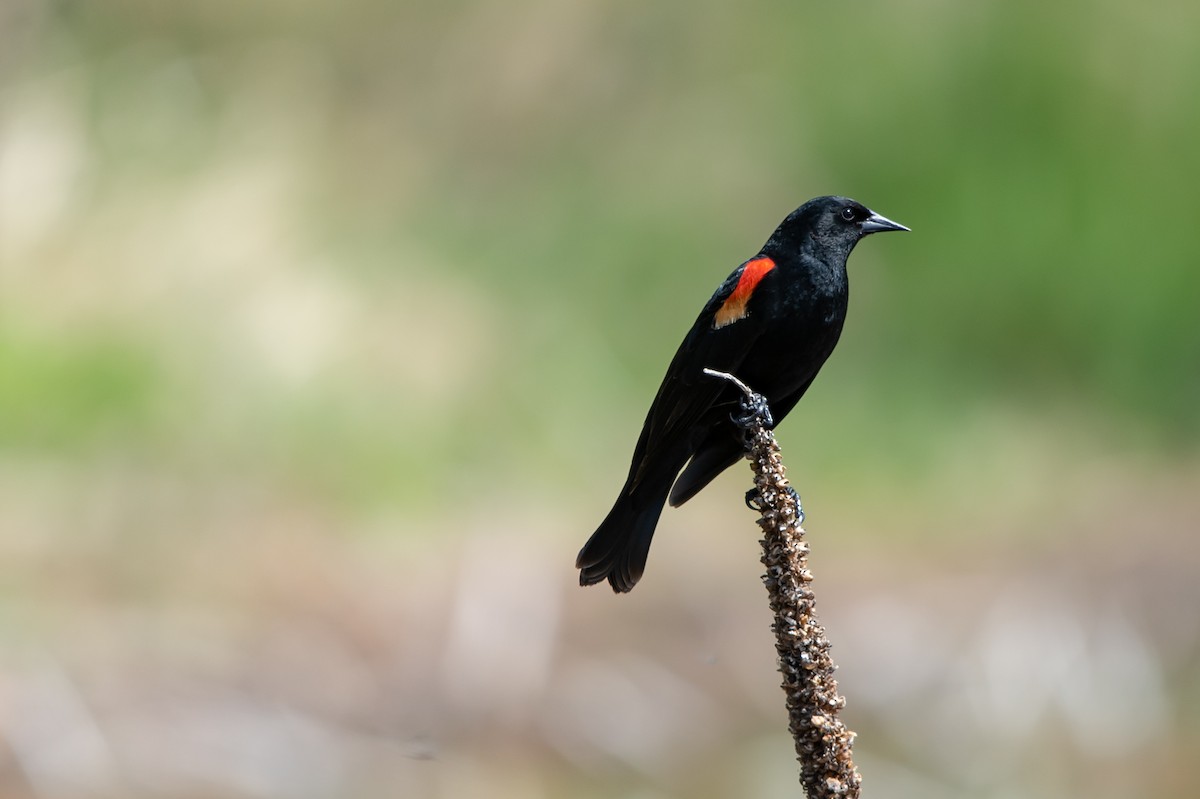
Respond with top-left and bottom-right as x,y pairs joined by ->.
577,196 -> 908,593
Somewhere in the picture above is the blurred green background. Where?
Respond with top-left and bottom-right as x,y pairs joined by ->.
2,1 -> 1198,797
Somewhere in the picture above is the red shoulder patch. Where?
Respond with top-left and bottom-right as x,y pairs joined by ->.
713,257 -> 776,329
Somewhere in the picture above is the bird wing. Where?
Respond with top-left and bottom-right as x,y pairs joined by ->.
625,257 -> 777,492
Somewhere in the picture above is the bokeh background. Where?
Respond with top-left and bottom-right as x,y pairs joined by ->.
2,2 -> 1198,798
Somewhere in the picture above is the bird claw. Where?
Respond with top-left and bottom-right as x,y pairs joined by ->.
732,393 -> 773,429
745,488 -> 765,512
786,486 -> 806,524
746,486 -> 803,522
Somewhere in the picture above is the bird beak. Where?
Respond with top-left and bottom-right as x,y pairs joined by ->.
860,211 -> 910,235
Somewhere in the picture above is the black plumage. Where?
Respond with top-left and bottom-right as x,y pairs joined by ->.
577,196 -> 907,592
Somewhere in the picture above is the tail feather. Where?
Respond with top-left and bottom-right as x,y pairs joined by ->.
668,439 -> 743,507
576,496 -> 666,593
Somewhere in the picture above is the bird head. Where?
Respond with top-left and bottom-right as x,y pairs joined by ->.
766,196 -> 908,260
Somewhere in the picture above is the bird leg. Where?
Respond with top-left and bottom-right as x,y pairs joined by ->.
786,486 -> 806,525
746,486 -> 803,522
732,392 -> 773,429
745,488 -> 766,512
702,368 -> 774,429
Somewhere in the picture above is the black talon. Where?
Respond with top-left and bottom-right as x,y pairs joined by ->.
745,488 -> 765,512
784,486 -> 805,523
732,394 -> 773,429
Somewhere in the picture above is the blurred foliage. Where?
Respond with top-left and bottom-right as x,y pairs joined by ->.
3,1 -> 1196,511
1,2 -> 1198,797
0,328 -> 159,450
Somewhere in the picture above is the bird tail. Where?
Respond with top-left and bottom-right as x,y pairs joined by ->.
667,439 -> 743,508
576,493 -> 667,593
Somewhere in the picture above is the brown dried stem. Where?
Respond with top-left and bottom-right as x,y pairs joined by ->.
703,368 -> 861,799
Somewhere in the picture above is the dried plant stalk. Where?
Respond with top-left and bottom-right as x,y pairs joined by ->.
703,369 -> 861,799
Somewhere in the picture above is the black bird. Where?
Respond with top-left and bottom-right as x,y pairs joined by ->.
577,196 -> 907,592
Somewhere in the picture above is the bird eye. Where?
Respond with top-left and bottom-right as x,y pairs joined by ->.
840,207 -> 857,222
